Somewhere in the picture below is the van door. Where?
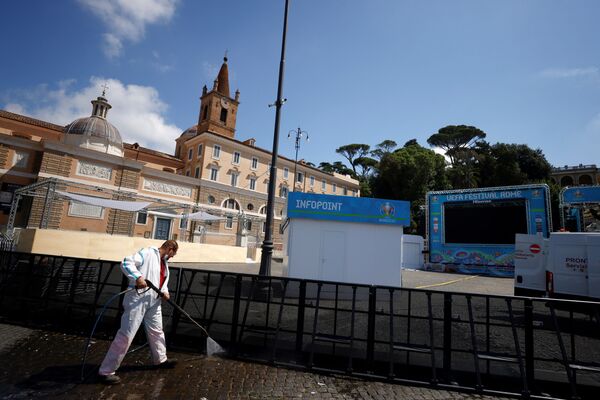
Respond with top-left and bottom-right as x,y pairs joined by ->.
514,234 -> 547,296
587,235 -> 600,299
549,233 -> 588,298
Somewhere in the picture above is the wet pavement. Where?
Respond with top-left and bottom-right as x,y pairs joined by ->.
0,323 -> 512,400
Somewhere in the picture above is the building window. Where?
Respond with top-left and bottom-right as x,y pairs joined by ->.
262,221 -> 267,233
225,216 -> 233,229
188,148 -> 193,160
283,168 -> 289,179
230,173 -> 238,187
213,145 -> 221,159
343,187 -> 348,195
322,180 -> 326,190
210,167 -> 218,181
203,105 -> 208,120
185,170 -> 190,177
247,203 -> 254,211
310,176 -> 315,187
198,144 -> 203,157
296,172 -> 304,183
244,219 -> 252,231
208,195 -> 215,204
12,151 -> 29,168
332,183 -> 337,193
136,211 -> 147,225
179,218 -> 188,229
220,108 -> 228,123
251,157 -> 258,170
223,198 -> 240,210
280,186 -> 288,198
233,151 -> 241,164
259,205 -> 266,215
68,202 -> 103,219
195,166 -> 200,178
249,177 -> 256,190
352,189 -> 357,197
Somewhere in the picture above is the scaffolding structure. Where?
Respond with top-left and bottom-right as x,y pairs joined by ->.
5,178 -> 268,245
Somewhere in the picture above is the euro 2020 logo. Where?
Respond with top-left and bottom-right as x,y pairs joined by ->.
380,202 -> 395,217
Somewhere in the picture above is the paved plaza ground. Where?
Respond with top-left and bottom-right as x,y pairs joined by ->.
0,264 -> 518,399
174,261 -> 516,296
0,324 -> 513,400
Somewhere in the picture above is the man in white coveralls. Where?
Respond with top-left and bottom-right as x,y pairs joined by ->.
98,240 -> 179,384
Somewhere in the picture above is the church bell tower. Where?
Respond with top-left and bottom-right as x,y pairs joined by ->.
196,57 -> 240,139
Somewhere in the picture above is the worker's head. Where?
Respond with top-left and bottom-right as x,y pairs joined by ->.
160,240 -> 178,260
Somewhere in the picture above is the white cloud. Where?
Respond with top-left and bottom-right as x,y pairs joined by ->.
4,103 -> 26,114
78,0 -> 178,58
539,67 -> 599,79
2,78 -> 182,152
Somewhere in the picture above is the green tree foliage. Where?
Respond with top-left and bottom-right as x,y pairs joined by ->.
475,142 -> 552,187
335,144 -> 371,176
427,125 -> 486,166
354,156 -> 378,179
318,161 -> 353,176
372,141 -> 449,231
370,140 -> 398,160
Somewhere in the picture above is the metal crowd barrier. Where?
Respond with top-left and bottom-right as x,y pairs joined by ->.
0,250 -> 599,399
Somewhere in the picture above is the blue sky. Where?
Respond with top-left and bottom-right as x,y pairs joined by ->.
1,0 -> 600,168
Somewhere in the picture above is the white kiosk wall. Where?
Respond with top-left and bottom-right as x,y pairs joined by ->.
286,192 -> 410,287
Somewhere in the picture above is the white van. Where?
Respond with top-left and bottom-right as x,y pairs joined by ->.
514,232 -> 600,300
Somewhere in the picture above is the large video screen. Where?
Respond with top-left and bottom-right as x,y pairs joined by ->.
444,199 -> 528,245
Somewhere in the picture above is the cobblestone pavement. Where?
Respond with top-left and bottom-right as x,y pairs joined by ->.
0,324 -> 512,400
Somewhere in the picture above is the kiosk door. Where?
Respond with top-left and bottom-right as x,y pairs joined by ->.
320,230 -> 346,281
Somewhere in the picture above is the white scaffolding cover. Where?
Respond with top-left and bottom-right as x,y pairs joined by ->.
56,190 -> 152,212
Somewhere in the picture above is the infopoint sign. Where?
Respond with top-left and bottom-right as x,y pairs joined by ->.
427,184 -> 551,276
287,192 -> 410,226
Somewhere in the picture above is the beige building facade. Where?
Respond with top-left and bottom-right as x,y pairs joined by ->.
0,58 -> 359,252
550,164 -> 600,187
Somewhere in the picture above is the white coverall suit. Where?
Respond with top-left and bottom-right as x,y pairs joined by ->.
99,247 -> 170,376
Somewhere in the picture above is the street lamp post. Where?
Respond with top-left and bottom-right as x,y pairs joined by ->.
288,127 -> 309,192
259,0 -> 291,277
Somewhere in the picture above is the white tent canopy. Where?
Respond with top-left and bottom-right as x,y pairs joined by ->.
56,190 -> 151,212
56,190 -> 224,221
147,210 -> 225,221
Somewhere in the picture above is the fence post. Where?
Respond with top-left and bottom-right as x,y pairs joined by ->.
524,298 -> 535,388
443,293 -> 453,382
169,268 -> 184,341
296,280 -> 306,352
68,259 -> 81,311
114,274 -> 129,332
230,274 -> 243,355
366,285 -> 377,372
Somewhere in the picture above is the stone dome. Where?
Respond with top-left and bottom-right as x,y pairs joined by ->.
180,125 -> 198,139
63,115 -> 122,146
62,95 -> 124,156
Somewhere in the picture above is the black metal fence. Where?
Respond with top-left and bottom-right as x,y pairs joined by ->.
1,250 -> 599,399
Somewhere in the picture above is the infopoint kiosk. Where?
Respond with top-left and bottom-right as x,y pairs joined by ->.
286,192 -> 410,287
426,184 -> 551,276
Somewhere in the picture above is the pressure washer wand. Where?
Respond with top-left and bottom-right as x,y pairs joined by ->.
145,279 -> 225,356
145,279 -> 210,338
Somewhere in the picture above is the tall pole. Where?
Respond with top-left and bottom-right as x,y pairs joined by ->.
259,0 -> 291,276
288,127 -> 308,192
